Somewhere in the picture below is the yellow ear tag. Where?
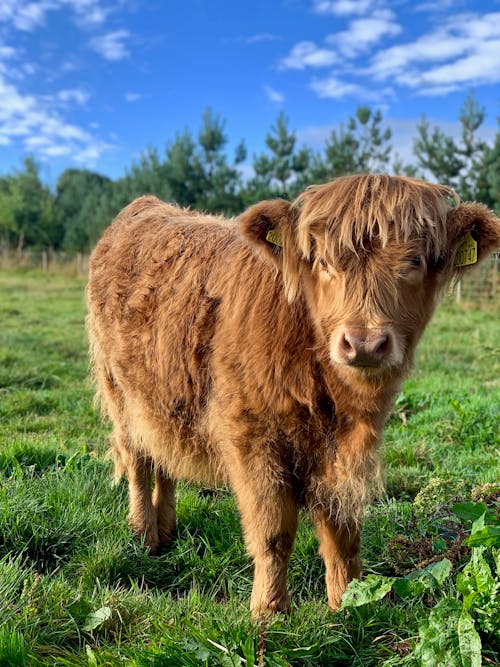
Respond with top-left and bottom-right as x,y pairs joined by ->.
266,229 -> 283,247
454,232 -> 477,267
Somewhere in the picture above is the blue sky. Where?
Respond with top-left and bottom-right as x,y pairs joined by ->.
1,0 -> 500,183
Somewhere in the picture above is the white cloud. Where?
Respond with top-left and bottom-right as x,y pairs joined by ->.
1,1 -> 53,31
297,5 -> 500,101
310,75 -> 366,99
89,29 -> 130,61
310,73 -> 394,101
312,0 -> 379,16
73,142 -> 108,164
0,1 -> 126,168
0,45 -> 18,76
244,33 -> 281,44
0,0 -> 109,31
0,77 -> 36,124
125,92 -> 141,102
264,85 -> 285,104
400,41 -> 500,94
58,87 -> 90,105
279,41 -> 338,70
70,0 -> 109,26
21,62 -> 37,76
0,45 -> 17,60
369,12 -> 500,95
414,0 -> 457,12
280,9 -> 400,76
0,73 -> 111,166
329,10 -> 402,58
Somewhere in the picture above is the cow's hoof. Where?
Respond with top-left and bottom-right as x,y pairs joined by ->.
129,518 -> 159,553
251,593 -> 291,620
158,526 -> 176,547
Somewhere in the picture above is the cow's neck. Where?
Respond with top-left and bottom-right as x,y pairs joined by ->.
321,360 -> 401,428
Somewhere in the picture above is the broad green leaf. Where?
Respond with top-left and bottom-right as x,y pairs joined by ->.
452,502 -> 487,523
82,606 -> 112,632
470,512 -> 486,535
340,574 -> 394,609
393,577 -> 426,598
464,526 -> 500,548
414,598 -> 462,667
425,558 -> 452,585
457,548 -> 494,609
457,611 -> 481,667
394,558 -> 452,598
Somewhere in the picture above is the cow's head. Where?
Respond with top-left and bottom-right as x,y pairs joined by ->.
239,175 -> 500,381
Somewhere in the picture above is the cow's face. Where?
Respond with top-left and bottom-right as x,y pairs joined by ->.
307,233 -> 440,376
239,175 -> 500,381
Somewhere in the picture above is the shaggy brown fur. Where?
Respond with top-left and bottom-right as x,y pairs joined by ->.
87,175 -> 500,616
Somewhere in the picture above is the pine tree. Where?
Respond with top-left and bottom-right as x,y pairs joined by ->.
197,108 -> 246,213
485,122 -> 500,213
248,112 -> 310,200
310,106 -> 392,182
413,93 -> 490,201
162,110 -> 245,214
163,131 -> 205,208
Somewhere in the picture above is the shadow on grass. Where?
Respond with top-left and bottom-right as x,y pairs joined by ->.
82,492 -> 251,601
74,488 -> 328,608
0,444 -> 67,477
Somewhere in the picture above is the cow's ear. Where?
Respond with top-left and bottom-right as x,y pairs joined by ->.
238,199 -> 302,301
239,199 -> 291,265
447,202 -> 500,270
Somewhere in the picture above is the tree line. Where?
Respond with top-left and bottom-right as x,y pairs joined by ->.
1,92 -> 500,254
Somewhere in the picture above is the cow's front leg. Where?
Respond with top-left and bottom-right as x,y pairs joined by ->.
233,477 -> 298,618
314,511 -> 361,610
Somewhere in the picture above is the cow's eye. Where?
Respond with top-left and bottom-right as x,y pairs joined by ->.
411,257 -> 422,268
319,258 -> 328,268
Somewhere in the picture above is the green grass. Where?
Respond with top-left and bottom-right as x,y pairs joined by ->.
0,271 -> 498,666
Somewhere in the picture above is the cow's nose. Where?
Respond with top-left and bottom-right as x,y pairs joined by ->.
340,330 -> 392,367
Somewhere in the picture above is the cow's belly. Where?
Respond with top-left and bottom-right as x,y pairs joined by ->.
121,390 -> 229,486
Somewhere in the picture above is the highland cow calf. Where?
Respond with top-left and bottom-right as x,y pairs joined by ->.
87,174 -> 500,616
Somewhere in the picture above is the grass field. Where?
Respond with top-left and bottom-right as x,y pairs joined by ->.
0,271 -> 498,666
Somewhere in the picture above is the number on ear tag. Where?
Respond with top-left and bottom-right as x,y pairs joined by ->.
454,232 -> 477,267
266,229 -> 283,247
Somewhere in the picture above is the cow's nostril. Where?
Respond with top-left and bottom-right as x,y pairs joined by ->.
341,333 -> 357,358
373,334 -> 390,357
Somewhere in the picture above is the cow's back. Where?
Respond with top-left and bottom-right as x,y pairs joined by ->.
87,197 -> 244,483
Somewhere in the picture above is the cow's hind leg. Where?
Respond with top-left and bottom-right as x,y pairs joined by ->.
153,468 -> 177,545
313,511 -> 361,610
111,433 -> 159,552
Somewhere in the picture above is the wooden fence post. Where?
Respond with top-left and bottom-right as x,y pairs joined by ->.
77,252 -> 84,276
492,256 -> 498,300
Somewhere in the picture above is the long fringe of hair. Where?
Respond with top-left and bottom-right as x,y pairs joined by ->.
292,174 -> 460,264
